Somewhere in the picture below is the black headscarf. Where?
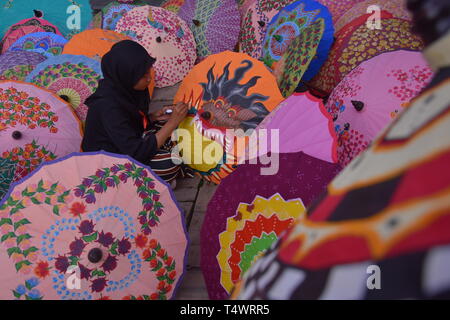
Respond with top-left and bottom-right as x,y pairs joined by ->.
85,40 -> 156,123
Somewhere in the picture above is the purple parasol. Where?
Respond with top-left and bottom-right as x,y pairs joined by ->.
178,0 -> 241,59
0,51 -> 46,81
200,151 -> 342,299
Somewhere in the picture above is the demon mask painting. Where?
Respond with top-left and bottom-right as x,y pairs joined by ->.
174,51 -> 284,184
198,60 -> 270,131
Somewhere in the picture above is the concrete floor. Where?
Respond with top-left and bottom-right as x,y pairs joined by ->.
172,177 -> 217,300
148,84 -> 215,300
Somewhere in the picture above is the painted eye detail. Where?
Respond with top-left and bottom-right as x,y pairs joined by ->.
227,108 -> 238,118
215,98 -> 225,109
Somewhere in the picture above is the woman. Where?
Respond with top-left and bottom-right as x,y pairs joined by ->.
81,40 -> 188,185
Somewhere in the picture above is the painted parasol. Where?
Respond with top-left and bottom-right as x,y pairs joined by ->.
8,32 -> 68,58
0,80 -> 83,186
87,11 -> 104,30
0,151 -> 188,300
160,0 -> 185,14
115,5 -> 197,88
334,0 -> 412,33
201,151 -> 341,299
178,0 -> 241,60
0,18 -> 61,54
236,0 -> 255,17
272,19 -> 324,97
261,0 -> 333,82
239,0 -> 298,59
25,54 -> 103,123
0,158 -> 17,201
243,91 -> 338,164
101,1 -> 146,31
326,50 -> 433,167
309,15 -> 424,94
0,0 -> 91,38
62,29 -> 131,61
173,51 -> 284,184
316,0 -> 366,23
0,51 -> 46,82
231,76 -> 450,302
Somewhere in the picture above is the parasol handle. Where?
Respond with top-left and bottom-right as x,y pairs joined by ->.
33,9 -> 44,18
59,95 -> 70,103
156,36 -> 162,43
351,100 -> 364,112
12,131 -> 22,140
193,19 -> 201,26
88,248 -> 103,263
257,20 -> 265,28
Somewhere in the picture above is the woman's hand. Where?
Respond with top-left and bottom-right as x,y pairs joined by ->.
154,102 -> 188,149
150,105 -> 173,122
168,102 -> 189,125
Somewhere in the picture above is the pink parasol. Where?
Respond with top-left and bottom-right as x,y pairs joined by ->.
309,15 -> 424,94
0,151 -> 188,300
237,0 -> 255,17
326,50 -> 433,167
115,5 -> 196,88
243,91 -> 338,164
316,0 -> 366,23
1,18 -> 61,54
0,80 -> 83,183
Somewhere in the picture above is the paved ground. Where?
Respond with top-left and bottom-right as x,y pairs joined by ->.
148,84 -> 215,300
173,177 -> 217,300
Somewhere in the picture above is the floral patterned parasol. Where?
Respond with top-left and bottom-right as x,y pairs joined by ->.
25,54 -> 103,123
0,18 -> 61,54
326,50 -> 433,167
0,152 -> 188,300
309,15 -> 424,94
0,80 -> 83,194
8,32 -> 68,58
0,51 -> 46,82
115,5 -> 197,88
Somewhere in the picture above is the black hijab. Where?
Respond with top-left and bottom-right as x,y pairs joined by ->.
85,40 -> 156,124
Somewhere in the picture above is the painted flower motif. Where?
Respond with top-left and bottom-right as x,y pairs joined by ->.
101,255 -> 118,273
135,234 -> 148,249
118,238 -> 131,255
15,285 -> 27,296
69,202 -> 87,217
91,278 -> 108,293
25,277 -> 39,289
69,238 -> 86,257
1,141 -> 57,182
78,220 -> 95,235
82,178 -> 93,187
34,261 -> 50,279
73,163 -> 164,234
0,87 -> 58,132
97,231 -> 114,247
55,256 -> 70,273
79,263 -> 92,280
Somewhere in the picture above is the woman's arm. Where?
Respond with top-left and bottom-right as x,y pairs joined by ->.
153,102 -> 189,148
102,107 -> 159,162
